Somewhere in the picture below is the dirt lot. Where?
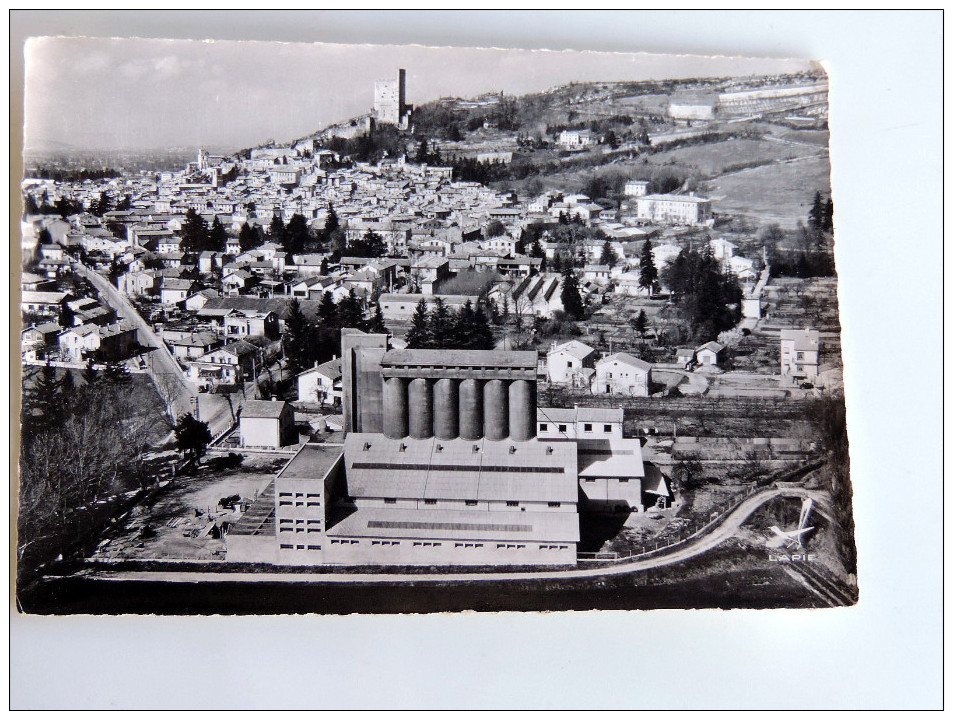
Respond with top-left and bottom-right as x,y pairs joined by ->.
92,453 -> 285,561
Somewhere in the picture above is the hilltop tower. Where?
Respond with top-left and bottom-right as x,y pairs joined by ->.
374,68 -> 412,129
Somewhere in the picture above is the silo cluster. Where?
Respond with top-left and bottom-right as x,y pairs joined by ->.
382,374 -> 536,441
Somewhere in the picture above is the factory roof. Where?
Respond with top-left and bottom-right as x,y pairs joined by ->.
577,439 -> 645,480
381,349 -> 537,369
343,433 -> 578,502
277,443 -> 344,480
327,506 -> 579,544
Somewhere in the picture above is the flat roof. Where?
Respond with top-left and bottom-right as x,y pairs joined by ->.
344,433 -> 578,501
382,349 -> 536,369
327,506 -> 579,544
277,443 -> 344,480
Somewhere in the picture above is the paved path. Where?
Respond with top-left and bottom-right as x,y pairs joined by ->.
80,486 -> 830,585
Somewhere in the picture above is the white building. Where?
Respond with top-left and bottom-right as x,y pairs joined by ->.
780,328 -> 820,385
547,340 -> 597,387
297,358 -> 343,406
635,194 -> 713,226
592,353 -> 653,397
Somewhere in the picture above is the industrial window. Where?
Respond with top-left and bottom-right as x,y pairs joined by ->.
548,502 -> 561,508
604,424 -> 613,433
384,498 -> 397,504
424,499 -> 437,505
583,477 -> 596,483
566,360 -> 572,367
280,544 -> 293,550
619,478 -> 630,483
465,500 -> 478,507
539,423 -> 548,431
506,501 -> 519,507
558,424 -> 567,432
307,545 -> 321,550
583,423 -> 593,432
307,493 -> 320,498
296,545 -> 305,550
279,526 -> 293,532
307,527 -> 321,534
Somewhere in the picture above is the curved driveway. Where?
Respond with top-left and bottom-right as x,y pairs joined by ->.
85,486 -> 830,585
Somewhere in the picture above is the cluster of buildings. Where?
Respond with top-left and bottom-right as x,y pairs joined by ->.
227,330 -> 665,567
667,80 -> 829,123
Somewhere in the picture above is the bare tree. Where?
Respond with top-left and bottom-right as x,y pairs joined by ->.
153,371 -> 185,427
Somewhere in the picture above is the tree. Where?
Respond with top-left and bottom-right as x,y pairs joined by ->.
337,289 -> 366,330
661,243 -> 742,343
605,129 -> 618,149
282,299 -> 316,376
415,137 -> 430,164
560,266 -> 585,321
366,304 -> 387,334
633,309 -> 649,340
808,191 -> 825,235
239,222 -> 263,252
639,239 -> 659,294
600,239 -> 618,268
283,213 -> 311,256
428,297 -> 454,348
317,291 -> 338,329
406,299 -> 431,348
486,220 -> 507,237
173,413 -> 212,463
209,216 -> 228,252
323,204 -> 339,241
672,452 -> 702,492
180,208 -> 210,253
823,196 -> 834,232
268,214 -> 286,246
90,191 -> 112,217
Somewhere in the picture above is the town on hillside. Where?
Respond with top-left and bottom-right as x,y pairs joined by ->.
18,65 -> 855,613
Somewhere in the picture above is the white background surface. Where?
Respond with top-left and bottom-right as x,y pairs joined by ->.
8,10 -> 943,710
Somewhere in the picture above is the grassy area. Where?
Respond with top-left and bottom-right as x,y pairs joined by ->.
645,137 -> 822,178
707,153 -> 832,228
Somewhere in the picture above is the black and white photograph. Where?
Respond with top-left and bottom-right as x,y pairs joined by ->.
10,9 -> 943,710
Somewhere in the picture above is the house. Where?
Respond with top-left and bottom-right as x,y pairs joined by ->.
159,278 -> 196,305
378,293 -> 474,321
695,341 -> 726,368
592,353 -> 653,396
583,264 -> 611,285
780,328 -> 820,386
547,340 -> 597,387
96,322 -> 139,361
184,288 -> 220,312
557,129 -> 594,150
296,358 -> 343,406
188,339 -> 262,387
222,269 -> 258,295
21,290 -> 68,317
223,309 -> 279,340
21,322 -> 61,361
171,331 -> 222,362
58,324 -> 101,362
118,270 -> 157,297
676,348 -> 695,366
635,194 -> 713,226
239,399 -> 296,449
198,251 -> 221,274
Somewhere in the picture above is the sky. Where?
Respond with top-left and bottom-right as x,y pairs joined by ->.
23,36 -> 816,151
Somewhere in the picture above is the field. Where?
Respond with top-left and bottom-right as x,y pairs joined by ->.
707,153 -> 832,228
645,137 -> 824,177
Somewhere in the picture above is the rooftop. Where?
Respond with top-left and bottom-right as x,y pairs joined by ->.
381,349 -> 537,369
277,443 -> 344,480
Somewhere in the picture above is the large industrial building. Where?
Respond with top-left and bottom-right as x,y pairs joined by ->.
227,329 -> 656,567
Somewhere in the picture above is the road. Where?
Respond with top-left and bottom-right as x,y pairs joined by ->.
76,263 -> 237,435
81,486 -> 832,585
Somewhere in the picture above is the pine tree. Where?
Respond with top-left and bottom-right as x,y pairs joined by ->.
552,253 -> 564,274
269,214 -> 286,246
317,291 -> 338,329
633,309 -> 649,339
823,196 -> 834,232
282,299 -> 316,376
181,208 -> 210,253
429,297 -> 454,348
560,266 -> 585,321
366,304 -> 387,334
470,303 -> 495,349
406,299 -> 431,348
323,204 -> 339,241
284,213 -> 311,256
337,290 -> 365,330
209,216 -> 228,252
639,239 -> 659,295
600,239 -> 618,268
